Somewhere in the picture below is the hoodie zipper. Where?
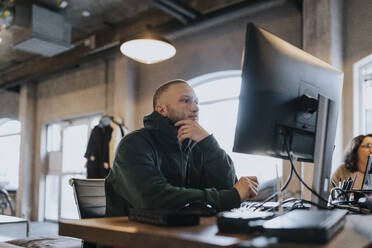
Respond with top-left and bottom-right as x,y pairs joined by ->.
179,142 -> 191,187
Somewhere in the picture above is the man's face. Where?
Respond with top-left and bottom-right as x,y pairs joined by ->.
156,83 -> 199,123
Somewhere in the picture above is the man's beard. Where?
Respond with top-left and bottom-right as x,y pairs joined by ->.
165,105 -> 187,124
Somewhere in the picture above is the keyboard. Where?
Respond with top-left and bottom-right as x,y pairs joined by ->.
236,199 -> 311,212
217,200 -> 312,234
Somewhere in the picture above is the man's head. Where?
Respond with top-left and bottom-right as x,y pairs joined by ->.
153,79 -> 199,123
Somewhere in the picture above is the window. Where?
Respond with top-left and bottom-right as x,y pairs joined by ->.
353,54 -> 372,136
362,65 -> 372,134
45,115 -> 98,220
0,119 -> 21,189
190,71 -> 282,183
47,123 -> 61,152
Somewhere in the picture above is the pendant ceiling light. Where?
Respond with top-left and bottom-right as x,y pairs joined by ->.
120,35 -> 176,64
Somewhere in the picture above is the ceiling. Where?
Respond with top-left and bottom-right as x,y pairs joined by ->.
0,0 -> 298,90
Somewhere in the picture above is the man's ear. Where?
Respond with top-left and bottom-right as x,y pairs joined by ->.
155,104 -> 168,117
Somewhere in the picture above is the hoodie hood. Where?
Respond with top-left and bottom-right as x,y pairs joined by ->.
143,111 -> 195,149
143,111 -> 178,143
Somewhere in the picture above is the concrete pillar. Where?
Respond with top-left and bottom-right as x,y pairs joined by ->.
106,56 -> 138,164
106,56 -> 138,129
17,83 -> 37,219
301,0 -> 344,200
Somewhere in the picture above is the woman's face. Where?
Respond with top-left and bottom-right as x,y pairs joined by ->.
357,136 -> 372,173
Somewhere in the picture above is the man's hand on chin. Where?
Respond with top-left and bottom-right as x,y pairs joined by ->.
175,120 -> 210,143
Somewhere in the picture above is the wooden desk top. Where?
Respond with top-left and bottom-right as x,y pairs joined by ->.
60,217 -> 246,248
59,216 -> 372,248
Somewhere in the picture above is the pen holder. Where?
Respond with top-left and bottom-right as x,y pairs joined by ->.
329,188 -> 352,204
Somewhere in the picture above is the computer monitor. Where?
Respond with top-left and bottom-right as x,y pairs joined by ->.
233,23 -> 343,205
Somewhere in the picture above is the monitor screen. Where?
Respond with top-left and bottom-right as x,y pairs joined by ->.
233,23 -> 343,204
362,155 -> 372,190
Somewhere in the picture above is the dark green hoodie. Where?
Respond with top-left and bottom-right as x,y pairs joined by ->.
105,111 -> 241,217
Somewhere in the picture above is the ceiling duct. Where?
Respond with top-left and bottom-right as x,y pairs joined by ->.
14,4 -> 73,57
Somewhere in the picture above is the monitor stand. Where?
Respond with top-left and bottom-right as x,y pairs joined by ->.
312,94 -> 337,207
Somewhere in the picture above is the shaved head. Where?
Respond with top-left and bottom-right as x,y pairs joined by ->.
152,79 -> 199,123
153,79 -> 188,110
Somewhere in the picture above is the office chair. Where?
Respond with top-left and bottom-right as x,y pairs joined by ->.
70,178 -> 106,248
69,178 -> 106,219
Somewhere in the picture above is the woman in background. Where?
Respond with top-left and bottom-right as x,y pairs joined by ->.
331,134 -> 372,189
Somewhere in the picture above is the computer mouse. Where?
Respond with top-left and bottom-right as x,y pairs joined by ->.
180,202 -> 217,217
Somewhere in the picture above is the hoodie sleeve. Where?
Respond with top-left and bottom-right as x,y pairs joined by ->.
107,132 -> 240,214
196,134 -> 238,189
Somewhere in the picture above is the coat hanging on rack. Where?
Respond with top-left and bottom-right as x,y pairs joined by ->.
84,116 -> 113,178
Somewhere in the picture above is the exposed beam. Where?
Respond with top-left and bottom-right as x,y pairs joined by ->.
159,0 -> 289,40
0,9 -> 171,89
0,0 -> 292,90
147,0 -> 201,25
158,0 -> 201,20
0,46 -> 90,90
147,0 -> 190,24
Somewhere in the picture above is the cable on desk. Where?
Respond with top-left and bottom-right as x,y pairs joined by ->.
283,136 -> 330,204
283,137 -> 372,214
252,163 -> 294,211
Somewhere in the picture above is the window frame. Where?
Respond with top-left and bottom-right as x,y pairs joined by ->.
353,54 -> 372,136
0,119 -> 21,190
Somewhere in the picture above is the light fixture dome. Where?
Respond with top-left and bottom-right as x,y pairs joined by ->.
120,38 -> 176,64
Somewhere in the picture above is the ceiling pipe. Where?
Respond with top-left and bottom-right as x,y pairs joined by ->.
147,0 -> 190,24
160,0 -> 289,40
158,0 -> 201,20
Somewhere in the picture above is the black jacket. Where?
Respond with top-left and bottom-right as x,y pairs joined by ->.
105,111 -> 241,216
84,125 -> 113,178
84,125 -> 113,164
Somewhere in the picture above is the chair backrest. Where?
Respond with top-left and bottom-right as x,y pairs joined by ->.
69,178 -> 106,219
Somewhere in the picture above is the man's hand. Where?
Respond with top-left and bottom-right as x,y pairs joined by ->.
234,176 -> 259,202
175,120 -> 209,142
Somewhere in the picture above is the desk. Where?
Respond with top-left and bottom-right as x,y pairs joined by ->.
0,215 -> 29,242
59,216 -> 372,248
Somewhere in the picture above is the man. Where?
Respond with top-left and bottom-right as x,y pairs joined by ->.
105,79 -> 258,217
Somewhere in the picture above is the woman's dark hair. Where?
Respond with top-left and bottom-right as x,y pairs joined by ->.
344,134 -> 372,172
